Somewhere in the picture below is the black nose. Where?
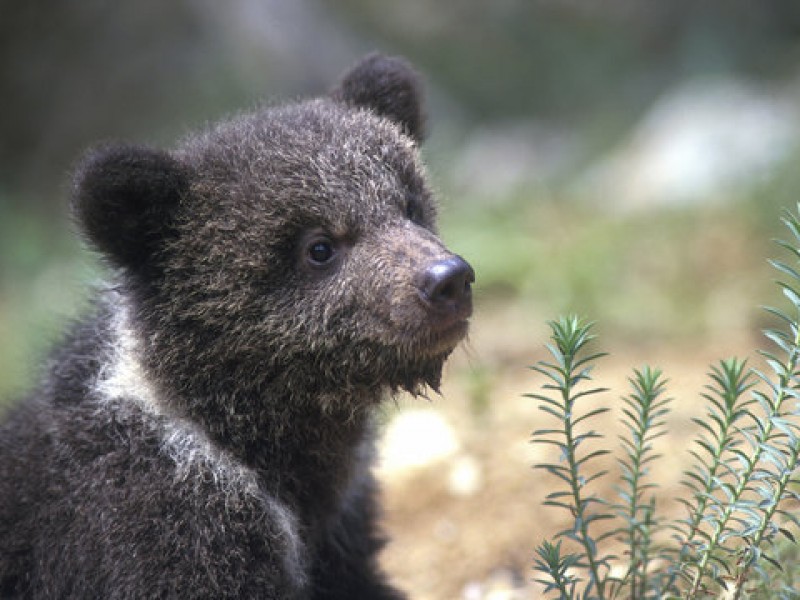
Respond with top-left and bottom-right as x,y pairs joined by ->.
419,256 -> 475,308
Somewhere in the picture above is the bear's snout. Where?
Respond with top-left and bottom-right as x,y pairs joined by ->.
416,255 -> 474,326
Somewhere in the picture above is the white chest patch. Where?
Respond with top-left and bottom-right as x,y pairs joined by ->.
93,303 -> 161,413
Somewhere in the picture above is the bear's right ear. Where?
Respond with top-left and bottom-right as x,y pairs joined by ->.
331,53 -> 426,143
71,144 -> 191,272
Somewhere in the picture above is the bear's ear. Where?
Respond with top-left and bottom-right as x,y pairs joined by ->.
331,53 -> 426,143
71,144 -> 191,272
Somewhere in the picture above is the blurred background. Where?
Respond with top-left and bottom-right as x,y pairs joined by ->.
4,1 -> 800,597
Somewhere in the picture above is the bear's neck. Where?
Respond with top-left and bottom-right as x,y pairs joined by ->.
104,300 -> 378,529
179,373 -> 378,528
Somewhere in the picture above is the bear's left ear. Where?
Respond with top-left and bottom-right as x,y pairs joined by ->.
71,144 -> 192,273
331,53 -> 426,143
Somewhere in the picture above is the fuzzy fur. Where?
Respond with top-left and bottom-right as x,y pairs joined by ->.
0,54 -> 473,599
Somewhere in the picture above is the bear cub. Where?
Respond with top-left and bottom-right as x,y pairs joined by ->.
0,54 -> 473,599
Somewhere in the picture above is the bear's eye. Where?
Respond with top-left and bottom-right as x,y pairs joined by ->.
306,237 -> 336,266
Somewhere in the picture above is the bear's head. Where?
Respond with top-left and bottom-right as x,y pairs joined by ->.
72,54 -> 473,407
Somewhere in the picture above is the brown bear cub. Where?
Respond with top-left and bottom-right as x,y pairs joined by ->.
0,54 -> 473,598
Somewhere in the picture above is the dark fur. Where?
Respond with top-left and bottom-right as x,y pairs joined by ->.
0,55 -> 472,599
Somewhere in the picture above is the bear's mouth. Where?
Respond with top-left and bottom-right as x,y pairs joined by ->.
426,317 -> 470,355
400,312 -> 470,360
387,290 -> 472,359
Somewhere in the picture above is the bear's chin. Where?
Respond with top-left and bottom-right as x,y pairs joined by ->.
390,357 -> 448,397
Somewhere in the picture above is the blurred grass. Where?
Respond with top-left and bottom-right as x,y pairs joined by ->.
0,195 -> 97,405
441,181 -> 784,344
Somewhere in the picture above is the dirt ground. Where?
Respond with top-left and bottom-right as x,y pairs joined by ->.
377,303 -> 762,599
